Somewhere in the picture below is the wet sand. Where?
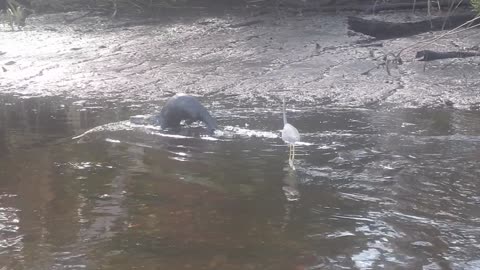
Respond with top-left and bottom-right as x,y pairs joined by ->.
1,9 -> 479,109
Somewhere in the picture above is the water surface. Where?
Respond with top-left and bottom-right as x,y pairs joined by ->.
0,94 -> 479,269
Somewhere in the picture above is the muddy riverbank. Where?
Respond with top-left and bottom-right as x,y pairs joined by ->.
1,9 -> 480,109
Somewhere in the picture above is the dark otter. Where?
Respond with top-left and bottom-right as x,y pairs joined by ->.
152,94 -> 217,133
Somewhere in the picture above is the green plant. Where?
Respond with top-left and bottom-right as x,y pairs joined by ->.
472,0 -> 480,13
5,0 -> 34,30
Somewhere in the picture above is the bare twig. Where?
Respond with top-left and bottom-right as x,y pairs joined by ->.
111,0 -> 118,18
427,0 -> 431,17
361,15 -> 480,76
397,15 -> 480,58
443,0 -> 456,30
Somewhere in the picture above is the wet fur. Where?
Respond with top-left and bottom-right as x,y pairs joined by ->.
153,94 -> 217,133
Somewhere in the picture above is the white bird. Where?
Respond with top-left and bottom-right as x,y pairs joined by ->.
281,97 -> 300,170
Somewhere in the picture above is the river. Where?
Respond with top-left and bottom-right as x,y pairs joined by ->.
0,94 -> 479,269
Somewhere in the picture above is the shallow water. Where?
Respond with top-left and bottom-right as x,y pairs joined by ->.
0,94 -> 479,270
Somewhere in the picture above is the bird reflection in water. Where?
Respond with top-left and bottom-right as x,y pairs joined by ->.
281,164 -> 300,231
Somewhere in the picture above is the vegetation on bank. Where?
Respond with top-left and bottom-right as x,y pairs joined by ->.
472,0 -> 480,13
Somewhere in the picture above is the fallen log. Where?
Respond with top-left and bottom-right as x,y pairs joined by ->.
348,14 -> 479,39
277,0 -> 470,13
415,50 -> 480,61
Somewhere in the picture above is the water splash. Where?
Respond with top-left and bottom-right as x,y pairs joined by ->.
72,118 -> 285,142
72,120 -> 134,140
219,125 -> 280,139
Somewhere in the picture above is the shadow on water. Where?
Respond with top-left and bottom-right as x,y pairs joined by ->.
0,94 -> 480,269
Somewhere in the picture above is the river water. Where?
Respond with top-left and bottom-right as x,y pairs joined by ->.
0,94 -> 479,269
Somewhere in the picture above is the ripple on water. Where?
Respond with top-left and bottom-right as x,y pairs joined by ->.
220,126 -> 279,139
73,119 -> 285,144
0,205 -> 21,251
2,97 -> 480,270
352,248 -> 381,269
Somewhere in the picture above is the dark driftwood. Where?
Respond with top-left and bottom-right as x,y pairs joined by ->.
277,0 -> 470,13
415,50 -> 480,61
348,14 -> 479,39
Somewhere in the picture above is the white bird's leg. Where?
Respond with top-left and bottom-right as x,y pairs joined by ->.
291,145 -> 296,170
292,144 -> 295,160
288,144 -> 291,161
288,144 -> 294,169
